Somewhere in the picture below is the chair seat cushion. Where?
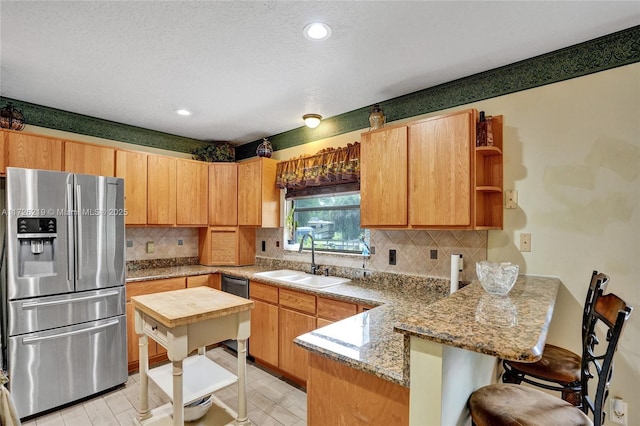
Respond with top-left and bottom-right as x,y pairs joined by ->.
506,344 -> 581,383
469,383 -> 593,426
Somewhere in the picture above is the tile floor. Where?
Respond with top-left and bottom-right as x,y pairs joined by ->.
21,348 -> 307,426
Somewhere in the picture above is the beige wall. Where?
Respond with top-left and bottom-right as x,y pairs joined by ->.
273,63 -> 640,422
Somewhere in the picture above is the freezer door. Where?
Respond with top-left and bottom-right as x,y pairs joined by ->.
8,315 -> 127,419
74,174 -> 125,291
8,287 -> 125,335
6,168 -> 75,299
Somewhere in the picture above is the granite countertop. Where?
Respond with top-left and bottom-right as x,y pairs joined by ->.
126,265 -> 560,388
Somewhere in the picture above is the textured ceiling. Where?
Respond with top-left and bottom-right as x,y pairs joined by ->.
1,1 -> 638,146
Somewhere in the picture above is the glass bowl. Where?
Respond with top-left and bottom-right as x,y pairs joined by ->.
476,261 -> 519,295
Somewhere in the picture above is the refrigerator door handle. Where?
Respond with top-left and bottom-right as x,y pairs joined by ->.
67,182 -> 75,282
20,290 -> 120,309
21,319 -> 120,344
76,184 -> 83,280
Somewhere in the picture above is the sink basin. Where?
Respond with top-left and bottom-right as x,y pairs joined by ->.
290,275 -> 351,288
253,269 -> 350,289
253,269 -> 304,279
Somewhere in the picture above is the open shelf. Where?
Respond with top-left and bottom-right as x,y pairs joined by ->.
147,355 -> 238,406
474,115 -> 503,229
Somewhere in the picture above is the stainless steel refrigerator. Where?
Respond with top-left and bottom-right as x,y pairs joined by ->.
1,167 -> 127,419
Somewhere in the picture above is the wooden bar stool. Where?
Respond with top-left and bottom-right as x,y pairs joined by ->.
502,271 -> 609,406
469,291 -> 632,426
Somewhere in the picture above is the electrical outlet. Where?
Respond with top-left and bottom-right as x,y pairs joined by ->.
370,246 -> 375,255
389,249 -> 397,265
505,190 -> 518,209
126,240 -> 133,248
458,255 -> 464,271
519,233 -> 531,252
610,398 -> 627,425
261,241 -> 266,252
146,241 -> 155,254
430,249 -> 438,260
177,239 -> 183,246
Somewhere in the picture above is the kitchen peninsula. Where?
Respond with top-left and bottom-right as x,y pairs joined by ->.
126,263 -> 560,426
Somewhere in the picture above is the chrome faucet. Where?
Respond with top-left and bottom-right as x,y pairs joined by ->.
298,233 -> 319,275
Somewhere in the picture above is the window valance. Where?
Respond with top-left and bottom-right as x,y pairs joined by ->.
275,142 -> 360,190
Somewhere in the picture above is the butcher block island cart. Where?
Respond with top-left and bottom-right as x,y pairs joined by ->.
131,286 -> 254,426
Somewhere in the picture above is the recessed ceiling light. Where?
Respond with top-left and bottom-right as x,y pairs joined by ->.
303,22 -> 332,41
174,109 -> 192,116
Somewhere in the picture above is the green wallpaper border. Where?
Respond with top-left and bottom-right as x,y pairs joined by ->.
237,25 -> 640,159
2,26 -> 638,158
0,97 -> 209,154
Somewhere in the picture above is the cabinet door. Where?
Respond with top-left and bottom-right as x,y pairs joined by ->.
360,126 -> 408,227
115,150 -> 148,225
237,160 -> 261,226
279,307 -> 316,383
237,158 -> 279,227
250,299 -> 279,367
176,159 -> 208,226
209,163 -> 238,225
6,132 -> 63,171
64,141 -> 115,176
408,110 -> 472,227
0,131 -> 7,174
147,155 -> 176,225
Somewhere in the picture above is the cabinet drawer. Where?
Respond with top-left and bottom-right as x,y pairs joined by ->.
141,314 -> 168,349
279,288 -> 316,315
126,277 -> 186,300
317,297 -> 357,321
250,281 -> 278,304
186,275 -> 210,288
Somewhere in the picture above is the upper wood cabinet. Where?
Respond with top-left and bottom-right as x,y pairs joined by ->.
360,126 -> 408,227
209,163 -> 238,226
360,108 -> 503,230
176,158 -> 208,226
147,155 -> 176,225
237,157 -> 280,227
115,150 -> 148,225
64,141 -> 115,176
5,131 -> 63,171
408,109 -> 473,227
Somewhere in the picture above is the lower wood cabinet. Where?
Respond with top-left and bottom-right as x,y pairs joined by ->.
126,277 -> 186,372
248,280 -> 367,386
279,307 -> 316,383
308,353 -> 409,426
249,281 -> 279,367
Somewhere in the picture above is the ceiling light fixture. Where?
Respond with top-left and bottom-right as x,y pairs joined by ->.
174,109 -> 192,116
303,22 -> 332,41
303,114 -> 322,128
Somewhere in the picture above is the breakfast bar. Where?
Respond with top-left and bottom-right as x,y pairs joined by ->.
132,286 -> 254,426
296,274 -> 560,426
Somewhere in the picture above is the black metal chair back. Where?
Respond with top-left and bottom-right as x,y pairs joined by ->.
580,291 -> 632,425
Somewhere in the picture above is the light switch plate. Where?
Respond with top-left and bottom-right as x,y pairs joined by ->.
505,190 -> 518,209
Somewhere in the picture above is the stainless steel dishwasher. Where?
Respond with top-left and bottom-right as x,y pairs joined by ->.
221,274 -> 249,353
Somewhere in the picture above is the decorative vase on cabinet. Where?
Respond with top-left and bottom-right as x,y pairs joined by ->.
256,138 -> 273,158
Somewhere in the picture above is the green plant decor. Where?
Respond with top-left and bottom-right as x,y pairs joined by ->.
191,143 -> 235,162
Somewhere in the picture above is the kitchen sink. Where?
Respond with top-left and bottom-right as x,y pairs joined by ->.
253,270 -> 350,289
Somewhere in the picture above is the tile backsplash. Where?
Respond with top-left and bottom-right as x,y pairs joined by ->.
125,227 -> 199,261
256,228 -> 487,282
